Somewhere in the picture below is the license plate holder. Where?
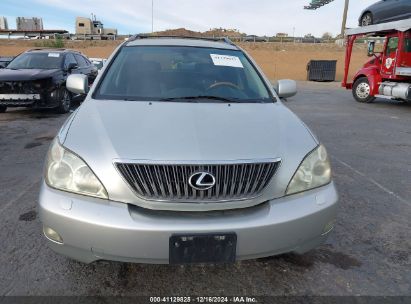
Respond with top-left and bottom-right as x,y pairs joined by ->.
0,94 -> 40,100
169,233 -> 237,264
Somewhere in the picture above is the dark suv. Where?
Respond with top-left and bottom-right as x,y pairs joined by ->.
0,49 -> 97,114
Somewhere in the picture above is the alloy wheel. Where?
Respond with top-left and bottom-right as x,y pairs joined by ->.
356,82 -> 371,99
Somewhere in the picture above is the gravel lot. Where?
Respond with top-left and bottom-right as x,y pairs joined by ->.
0,82 -> 410,296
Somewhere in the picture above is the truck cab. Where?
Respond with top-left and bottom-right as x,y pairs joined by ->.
342,19 -> 411,103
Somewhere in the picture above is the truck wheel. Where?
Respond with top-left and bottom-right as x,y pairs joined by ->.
0,105 -> 6,113
361,13 -> 373,26
353,77 -> 375,103
55,87 -> 72,114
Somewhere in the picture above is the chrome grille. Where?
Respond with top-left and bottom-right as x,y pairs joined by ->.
116,161 -> 280,202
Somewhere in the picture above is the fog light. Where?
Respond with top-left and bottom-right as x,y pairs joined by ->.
43,226 -> 63,244
322,220 -> 335,235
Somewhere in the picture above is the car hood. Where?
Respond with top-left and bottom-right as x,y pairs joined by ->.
64,100 -> 317,161
0,68 -> 61,81
62,99 -> 318,209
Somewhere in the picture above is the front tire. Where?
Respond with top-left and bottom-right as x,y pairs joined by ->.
0,105 -> 6,113
55,87 -> 72,114
353,77 -> 375,103
361,13 -> 373,26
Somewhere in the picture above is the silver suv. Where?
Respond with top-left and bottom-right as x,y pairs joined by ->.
39,36 -> 338,264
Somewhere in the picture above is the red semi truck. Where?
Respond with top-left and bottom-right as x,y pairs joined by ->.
342,19 -> 411,103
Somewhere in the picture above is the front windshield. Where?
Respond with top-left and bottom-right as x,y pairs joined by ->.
95,46 -> 272,102
7,52 -> 63,69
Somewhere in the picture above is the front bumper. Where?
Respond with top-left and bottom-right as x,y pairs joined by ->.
0,93 -> 58,108
39,182 -> 338,264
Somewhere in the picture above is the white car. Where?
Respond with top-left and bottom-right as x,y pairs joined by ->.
89,57 -> 107,70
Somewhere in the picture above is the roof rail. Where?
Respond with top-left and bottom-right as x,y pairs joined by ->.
127,34 -> 235,45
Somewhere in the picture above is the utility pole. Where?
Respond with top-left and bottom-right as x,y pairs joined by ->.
304,0 -> 350,37
152,0 -> 154,33
341,0 -> 349,37
293,27 -> 295,44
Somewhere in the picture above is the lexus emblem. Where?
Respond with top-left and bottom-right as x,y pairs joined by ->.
188,172 -> 216,191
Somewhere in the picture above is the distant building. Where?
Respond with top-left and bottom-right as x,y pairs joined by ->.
0,16 -> 8,30
276,33 -> 288,38
16,17 -> 43,31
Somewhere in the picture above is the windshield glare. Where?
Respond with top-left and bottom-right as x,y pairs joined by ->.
95,46 -> 272,102
7,52 -> 63,70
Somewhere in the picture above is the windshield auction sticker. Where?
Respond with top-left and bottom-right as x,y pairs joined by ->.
48,53 -> 60,58
210,54 -> 244,68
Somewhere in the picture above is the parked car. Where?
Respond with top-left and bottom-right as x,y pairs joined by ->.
0,56 -> 14,69
0,49 -> 98,113
89,57 -> 107,70
39,36 -> 338,264
243,35 -> 268,42
359,0 -> 411,26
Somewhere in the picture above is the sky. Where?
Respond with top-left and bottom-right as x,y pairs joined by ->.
0,0 -> 378,37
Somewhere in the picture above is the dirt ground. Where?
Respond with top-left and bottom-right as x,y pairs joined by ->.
0,39 -> 368,81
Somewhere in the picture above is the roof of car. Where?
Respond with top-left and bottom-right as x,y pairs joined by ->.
126,36 -> 239,50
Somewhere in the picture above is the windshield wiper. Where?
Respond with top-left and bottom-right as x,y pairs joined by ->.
159,95 -> 243,103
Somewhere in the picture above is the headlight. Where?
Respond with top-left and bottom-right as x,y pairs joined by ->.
45,138 -> 108,199
286,145 -> 331,195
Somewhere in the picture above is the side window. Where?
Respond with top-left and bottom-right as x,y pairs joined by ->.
74,54 -> 87,68
83,56 -> 92,66
386,37 -> 399,56
404,38 -> 411,53
64,53 -> 77,69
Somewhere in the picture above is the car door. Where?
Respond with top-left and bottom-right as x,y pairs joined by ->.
82,56 -> 98,83
74,54 -> 88,75
383,0 -> 407,22
74,54 -> 97,85
373,0 -> 401,23
381,34 -> 400,78
399,31 -> 411,68
403,0 -> 411,19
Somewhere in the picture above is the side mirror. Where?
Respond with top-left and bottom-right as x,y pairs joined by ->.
67,62 -> 78,72
66,74 -> 88,94
274,79 -> 297,99
367,41 -> 375,57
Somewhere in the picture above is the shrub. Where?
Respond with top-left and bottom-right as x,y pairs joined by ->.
34,36 -> 65,48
